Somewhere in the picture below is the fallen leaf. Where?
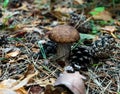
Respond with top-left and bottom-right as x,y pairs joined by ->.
105,61 -> 115,66
32,47 -> 39,53
23,27 -> 44,35
11,31 -> 27,37
0,72 -> 38,94
11,71 -> 38,90
114,20 -> 120,26
16,3 -> 29,11
24,64 -> 35,77
54,7 -> 73,14
100,26 -> 117,33
36,78 -> 56,87
92,10 -> 112,21
5,50 -> 20,58
100,26 -> 117,38
28,85 -> 43,94
17,55 -> 28,62
73,0 -> 84,5
44,84 -> 73,94
0,88 -> 17,94
0,79 -> 26,94
54,71 -> 86,94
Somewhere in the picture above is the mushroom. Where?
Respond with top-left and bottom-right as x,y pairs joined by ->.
48,25 -> 80,63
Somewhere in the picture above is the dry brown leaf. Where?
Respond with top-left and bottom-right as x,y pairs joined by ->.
54,71 -> 86,94
105,61 -> 115,66
100,26 -> 117,38
73,0 -> 84,5
50,11 -> 69,21
54,7 -> 73,14
16,3 -> 29,11
114,20 -> 120,26
22,27 -> 44,35
17,55 -> 28,61
24,64 -> 35,77
0,88 -> 17,94
32,48 -> 39,53
11,31 -> 27,38
0,72 -> 38,94
101,26 -> 117,33
92,10 -> 112,21
5,50 -> 20,58
36,78 -> 56,87
0,79 -> 26,94
28,85 -> 43,94
11,72 -> 38,90
15,87 -> 27,94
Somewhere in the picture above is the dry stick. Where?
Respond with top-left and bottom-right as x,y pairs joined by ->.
101,80 -> 112,94
117,71 -> 120,92
42,68 -> 59,80
76,16 -> 92,29
86,80 -> 90,94
74,13 -> 84,28
88,70 -> 104,91
0,63 -> 10,80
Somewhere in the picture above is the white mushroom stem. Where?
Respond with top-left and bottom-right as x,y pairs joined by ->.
57,43 -> 71,62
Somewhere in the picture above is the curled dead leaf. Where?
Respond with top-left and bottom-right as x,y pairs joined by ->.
54,71 -> 86,94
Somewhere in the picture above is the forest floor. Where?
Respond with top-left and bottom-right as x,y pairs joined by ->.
0,0 -> 120,94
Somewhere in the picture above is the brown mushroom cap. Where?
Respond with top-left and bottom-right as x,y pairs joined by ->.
49,25 -> 80,43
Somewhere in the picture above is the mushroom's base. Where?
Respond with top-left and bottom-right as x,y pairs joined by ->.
57,43 -> 71,64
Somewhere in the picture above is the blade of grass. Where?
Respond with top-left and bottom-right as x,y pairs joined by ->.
38,41 -> 47,59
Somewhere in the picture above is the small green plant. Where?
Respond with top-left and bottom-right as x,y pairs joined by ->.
90,7 -> 105,16
3,0 -> 9,8
38,41 -> 47,59
90,20 -> 99,34
72,33 -> 95,50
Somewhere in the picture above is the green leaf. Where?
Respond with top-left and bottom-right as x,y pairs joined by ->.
92,26 -> 98,34
94,7 -> 105,12
72,33 -> 96,50
3,0 -> 9,8
90,7 -> 105,16
80,33 -> 96,40
92,63 -> 102,67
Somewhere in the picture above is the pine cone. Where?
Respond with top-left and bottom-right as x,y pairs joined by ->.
91,34 -> 116,59
69,12 -> 92,33
65,46 -> 92,72
0,35 -> 8,46
37,41 -> 57,58
43,41 -> 57,55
